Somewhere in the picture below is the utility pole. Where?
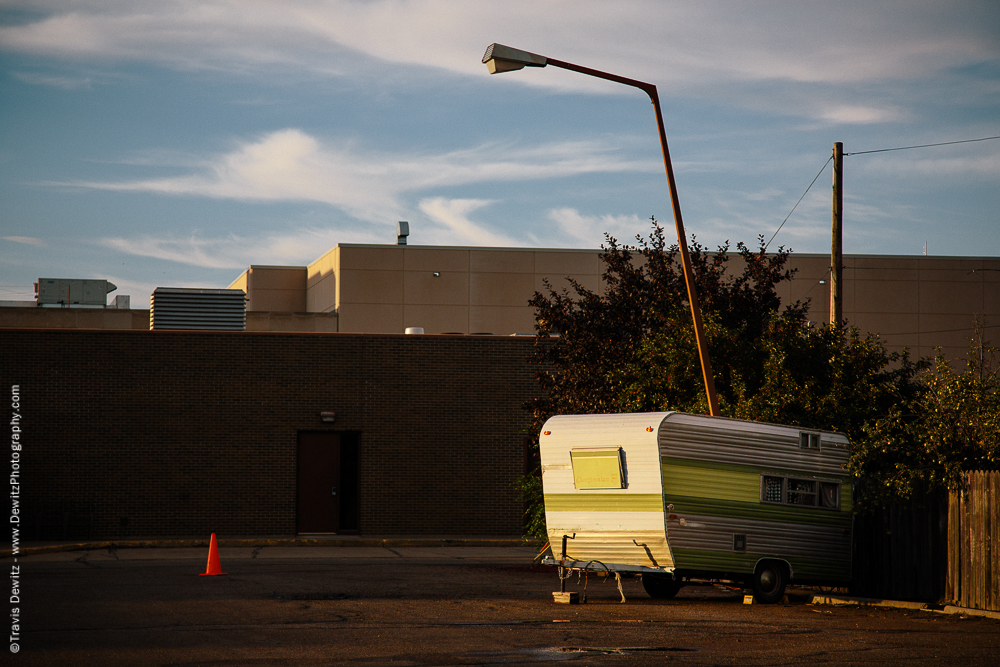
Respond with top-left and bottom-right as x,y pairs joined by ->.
831,142 -> 843,327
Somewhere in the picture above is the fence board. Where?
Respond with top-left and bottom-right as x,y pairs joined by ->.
947,487 -> 961,603
947,471 -> 1000,612
990,472 -> 998,611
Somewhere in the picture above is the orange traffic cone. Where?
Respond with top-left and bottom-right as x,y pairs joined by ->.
199,533 -> 227,576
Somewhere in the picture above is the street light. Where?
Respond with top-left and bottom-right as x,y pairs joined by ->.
482,43 -> 721,417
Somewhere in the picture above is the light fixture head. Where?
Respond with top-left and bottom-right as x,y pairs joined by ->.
482,43 -> 547,74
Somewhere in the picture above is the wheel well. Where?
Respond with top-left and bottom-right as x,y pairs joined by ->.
753,558 -> 792,581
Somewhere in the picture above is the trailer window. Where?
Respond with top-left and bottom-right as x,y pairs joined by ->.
761,475 -> 840,510
799,432 -> 821,449
819,482 -> 840,508
570,448 -> 624,489
763,476 -> 783,503
787,479 -> 816,505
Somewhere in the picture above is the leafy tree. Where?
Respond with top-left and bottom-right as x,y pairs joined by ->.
525,219 -> 920,437
617,315 -> 923,439
517,219 -> 929,538
850,334 -> 1000,505
527,219 -> 804,427
521,220 -> 811,539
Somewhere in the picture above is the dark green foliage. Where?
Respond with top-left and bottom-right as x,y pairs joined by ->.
512,470 -> 546,543
517,219 -> 967,537
526,219 -> 806,426
620,316 -> 924,440
520,219 -> 821,539
850,336 -> 1000,506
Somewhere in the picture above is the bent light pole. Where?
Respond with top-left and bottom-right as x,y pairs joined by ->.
482,43 -> 720,417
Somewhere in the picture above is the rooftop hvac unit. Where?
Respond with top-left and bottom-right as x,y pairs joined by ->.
150,288 -> 246,331
36,278 -> 117,306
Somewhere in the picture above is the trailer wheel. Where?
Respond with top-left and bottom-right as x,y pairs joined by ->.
642,574 -> 681,599
751,562 -> 787,604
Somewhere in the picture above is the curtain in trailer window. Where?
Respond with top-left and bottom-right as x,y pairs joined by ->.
820,482 -> 840,508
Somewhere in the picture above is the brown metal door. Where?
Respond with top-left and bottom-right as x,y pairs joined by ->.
297,432 -> 341,533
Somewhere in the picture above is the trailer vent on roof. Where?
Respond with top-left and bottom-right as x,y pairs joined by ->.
150,288 -> 246,331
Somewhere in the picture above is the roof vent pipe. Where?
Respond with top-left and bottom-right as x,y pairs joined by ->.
397,221 -> 409,245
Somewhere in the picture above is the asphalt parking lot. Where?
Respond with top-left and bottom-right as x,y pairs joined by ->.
10,545 -> 1000,666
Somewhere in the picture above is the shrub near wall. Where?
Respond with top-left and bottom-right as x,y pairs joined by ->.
1,330 -> 537,540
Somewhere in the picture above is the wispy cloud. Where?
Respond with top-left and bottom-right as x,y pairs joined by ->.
417,198 -> 522,247
2,1 -> 996,96
855,152 -> 1000,178
818,105 -> 907,125
72,128 -> 656,268
12,71 -> 92,89
547,208 -> 649,247
3,236 -> 47,246
101,226 -> 380,270
59,128 -> 658,224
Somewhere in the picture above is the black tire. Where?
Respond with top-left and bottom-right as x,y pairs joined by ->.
642,573 -> 682,599
751,562 -> 787,604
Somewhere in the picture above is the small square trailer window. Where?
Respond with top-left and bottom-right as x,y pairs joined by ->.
799,432 -> 821,449
570,448 -> 624,489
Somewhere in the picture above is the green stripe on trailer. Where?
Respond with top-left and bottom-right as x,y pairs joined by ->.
662,460 -> 853,512
672,548 -> 852,582
662,456 -> 764,475
663,455 -> 852,482
543,493 -> 663,512
662,464 -> 760,503
665,495 -> 853,528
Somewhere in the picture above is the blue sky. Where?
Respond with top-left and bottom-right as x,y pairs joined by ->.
2,1 -> 998,303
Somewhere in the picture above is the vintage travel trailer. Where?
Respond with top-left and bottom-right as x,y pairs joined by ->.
540,412 -> 853,603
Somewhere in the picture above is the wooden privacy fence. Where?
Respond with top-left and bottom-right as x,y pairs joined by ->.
947,471 -> 999,612
851,481 -> 948,602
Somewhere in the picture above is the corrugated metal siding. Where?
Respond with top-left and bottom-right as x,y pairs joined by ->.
544,494 -> 663,512
659,412 -> 850,476
668,514 -> 852,581
662,464 -> 761,503
548,528 -> 672,569
658,412 -> 852,582
665,495 -> 853,528
150,288 -> 247,331
540,413 -> 670,569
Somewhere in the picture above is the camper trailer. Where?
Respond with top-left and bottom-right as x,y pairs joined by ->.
540,412 -> 853,603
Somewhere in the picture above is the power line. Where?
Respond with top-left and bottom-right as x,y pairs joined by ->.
764,156 -> 832,251
879,323 -> 999,336
765,134 -> 999,250
845,135 -> 1000,156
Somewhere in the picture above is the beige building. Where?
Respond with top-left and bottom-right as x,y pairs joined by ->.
230,244 -> 611,336
2,242 -> 996,362
226,244 -> 998,361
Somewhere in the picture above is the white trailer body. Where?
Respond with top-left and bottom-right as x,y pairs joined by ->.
540,411 -> 853,601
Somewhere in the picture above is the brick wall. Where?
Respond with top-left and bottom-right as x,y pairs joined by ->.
1,330 -> 539,539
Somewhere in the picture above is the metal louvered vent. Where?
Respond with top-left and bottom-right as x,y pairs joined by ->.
150,288 -> 246,331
